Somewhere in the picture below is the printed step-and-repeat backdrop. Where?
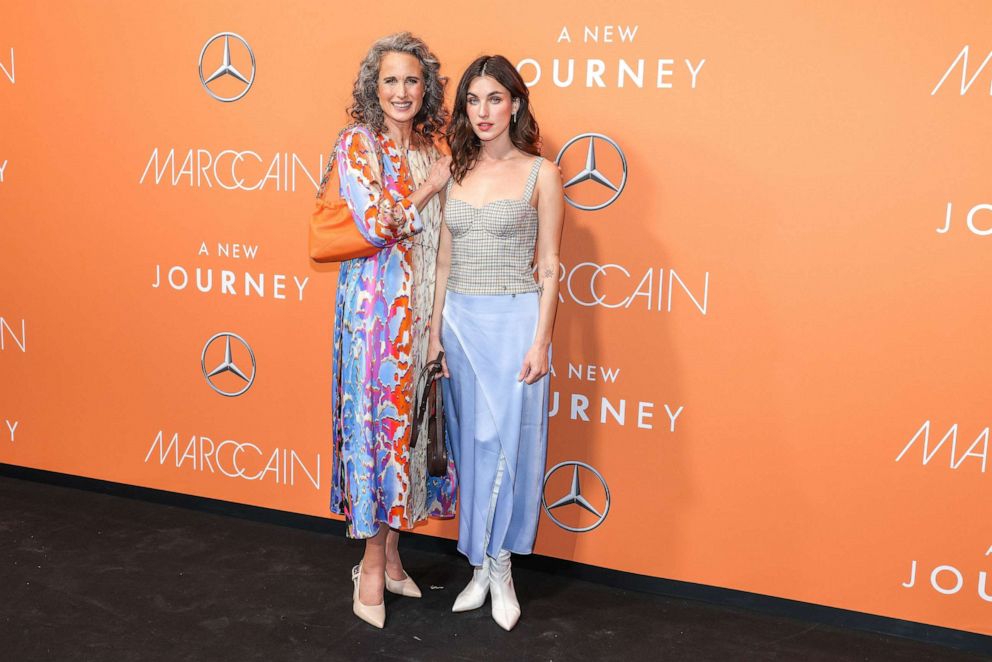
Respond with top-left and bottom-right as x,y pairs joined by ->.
1,0 -> 988,637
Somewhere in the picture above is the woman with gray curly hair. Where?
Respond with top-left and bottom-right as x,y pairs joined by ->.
318,32 -> 456,629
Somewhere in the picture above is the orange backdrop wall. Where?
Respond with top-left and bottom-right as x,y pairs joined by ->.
1,0 -> 989,637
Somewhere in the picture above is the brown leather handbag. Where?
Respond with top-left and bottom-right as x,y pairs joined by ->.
411,353 -> 449,478
308,125 -> 384,263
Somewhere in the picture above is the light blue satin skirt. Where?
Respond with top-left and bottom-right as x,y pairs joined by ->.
441,291 -> 550,567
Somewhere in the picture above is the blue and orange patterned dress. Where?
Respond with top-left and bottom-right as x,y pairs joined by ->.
324,125 -> 457,538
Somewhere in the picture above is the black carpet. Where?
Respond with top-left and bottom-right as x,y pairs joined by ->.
0,475 -> 985,662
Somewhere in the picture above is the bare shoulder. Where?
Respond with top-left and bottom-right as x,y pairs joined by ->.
537,157 -> 563,192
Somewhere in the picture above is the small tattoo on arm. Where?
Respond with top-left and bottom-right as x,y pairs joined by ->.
541,267 -> 555,279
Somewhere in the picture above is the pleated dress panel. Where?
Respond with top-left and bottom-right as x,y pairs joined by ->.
406,146 -> 460,520
327,126 -> 457,539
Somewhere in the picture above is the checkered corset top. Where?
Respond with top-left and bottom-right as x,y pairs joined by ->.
444,157 -> 544,296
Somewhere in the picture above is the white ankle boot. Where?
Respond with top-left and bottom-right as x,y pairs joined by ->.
488,550 -> 520,631
452,556 -> 490,612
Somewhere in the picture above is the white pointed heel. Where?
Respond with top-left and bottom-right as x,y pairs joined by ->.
452,556 -> 491,612
352,562 -> 385,629
489,550 -> 520,631
385,569 -> 422,598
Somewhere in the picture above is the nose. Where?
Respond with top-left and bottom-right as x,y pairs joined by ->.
477,101 -> 489,118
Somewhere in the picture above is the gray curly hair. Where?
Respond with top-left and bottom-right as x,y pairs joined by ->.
348,32 -> 448,143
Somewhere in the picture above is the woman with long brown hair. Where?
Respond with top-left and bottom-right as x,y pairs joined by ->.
428,54 -> 564,631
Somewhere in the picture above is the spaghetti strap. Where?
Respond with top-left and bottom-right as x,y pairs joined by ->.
521,157 -> 544,203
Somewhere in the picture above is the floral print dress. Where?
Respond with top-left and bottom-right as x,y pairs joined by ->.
324,125 -> 457,538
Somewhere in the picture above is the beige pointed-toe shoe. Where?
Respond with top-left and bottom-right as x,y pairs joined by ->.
352,562 -> 386,629
384,569 -> 422,598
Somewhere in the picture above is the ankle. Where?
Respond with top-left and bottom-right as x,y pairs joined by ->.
490,552 -> 513,581
385,563 -> 407,581
361,557 -> 385,576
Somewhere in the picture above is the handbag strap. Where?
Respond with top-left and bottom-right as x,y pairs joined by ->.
410,352 -> 444,448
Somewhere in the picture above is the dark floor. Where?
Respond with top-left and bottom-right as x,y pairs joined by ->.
0,476 -> 986,662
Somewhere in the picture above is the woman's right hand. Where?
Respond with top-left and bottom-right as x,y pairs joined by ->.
427,336 -> 449,379
426,155 -> 452,195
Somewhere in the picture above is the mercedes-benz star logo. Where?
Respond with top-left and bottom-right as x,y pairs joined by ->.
542,461 -> 611,532
555,133 -> 628,211
201,332 -> 256,397
198,32 -> 255,102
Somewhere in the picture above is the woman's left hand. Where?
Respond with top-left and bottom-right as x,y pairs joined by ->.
428,336 -> 449,378
517,343 -> 550,384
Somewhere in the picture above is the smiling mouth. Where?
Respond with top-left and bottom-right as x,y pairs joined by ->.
393,101 -> 412,110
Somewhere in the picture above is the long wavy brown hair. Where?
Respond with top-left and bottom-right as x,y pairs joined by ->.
347,32 -> 448,146
448,55 -> 541,183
